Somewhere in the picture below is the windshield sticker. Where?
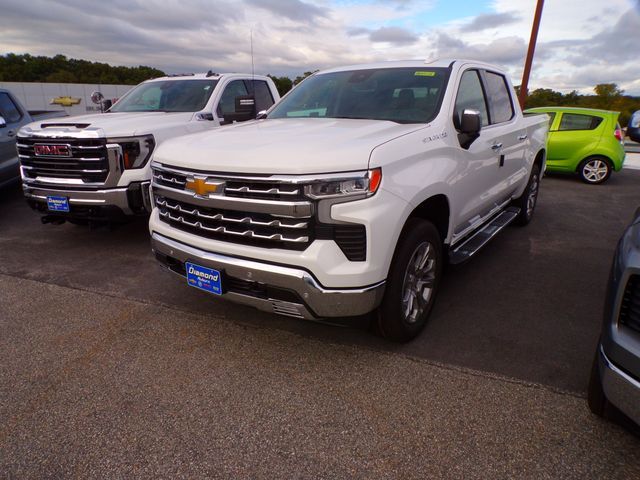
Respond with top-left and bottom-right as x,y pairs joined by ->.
415,71 -> 436,77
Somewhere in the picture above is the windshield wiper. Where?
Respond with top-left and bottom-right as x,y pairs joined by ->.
331,115 -> 402,124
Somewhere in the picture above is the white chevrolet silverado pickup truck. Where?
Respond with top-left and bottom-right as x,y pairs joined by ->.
16,73 -> 279,224
149,59 -> 548,341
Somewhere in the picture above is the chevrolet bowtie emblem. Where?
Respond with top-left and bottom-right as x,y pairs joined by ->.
50,96 -> 82,107
185,177 -> 225,196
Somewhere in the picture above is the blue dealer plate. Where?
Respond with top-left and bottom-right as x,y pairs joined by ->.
47,196 -> 70,212
185,262 -> 222,295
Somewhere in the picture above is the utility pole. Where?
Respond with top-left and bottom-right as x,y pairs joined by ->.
519,0 -> 545,109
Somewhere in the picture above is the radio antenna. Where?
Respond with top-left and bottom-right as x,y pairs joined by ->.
250,29 -> 255,82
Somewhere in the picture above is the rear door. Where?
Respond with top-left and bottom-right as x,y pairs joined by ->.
479,70 -> 528,198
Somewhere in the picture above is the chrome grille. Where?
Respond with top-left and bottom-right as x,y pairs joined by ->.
17,137 -> 108,183
155,195 -> 313,250
151,163 -> 367,258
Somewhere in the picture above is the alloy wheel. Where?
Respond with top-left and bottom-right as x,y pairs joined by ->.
401,241 -> 437,324
526,173 -> 539,218
582,159 -> 609,183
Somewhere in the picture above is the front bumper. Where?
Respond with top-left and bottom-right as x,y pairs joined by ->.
151,232 -> 386,319
599,345 -> 640,425
23,181 -> 151,218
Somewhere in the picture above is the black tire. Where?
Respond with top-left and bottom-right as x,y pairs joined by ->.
578,156 -> 612,184
512,164 -> 540,226
587,349 -> 608,417
375,219 -> 443,342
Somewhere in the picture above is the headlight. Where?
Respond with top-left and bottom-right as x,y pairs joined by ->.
304,168 -> 382,200
107,135 -> 155,169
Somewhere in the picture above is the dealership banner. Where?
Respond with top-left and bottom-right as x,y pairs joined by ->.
0,81 -> 132,116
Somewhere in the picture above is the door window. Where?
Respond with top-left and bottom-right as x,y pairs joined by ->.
0,93 -> 22,123
484,72 -> 514,124
454,70 -> 489,127
217,80 -> 249,117
558,113 -> 603,131
245,80 -> 275,112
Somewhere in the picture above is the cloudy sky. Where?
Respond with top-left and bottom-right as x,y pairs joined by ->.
1,0 -> 639,94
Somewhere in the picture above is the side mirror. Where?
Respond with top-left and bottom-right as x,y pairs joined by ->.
457,109 -> 481,149
221,95 -> 256,124
102,99 -> 113,111
460,109 -> 481,134
0,116 -> 6,128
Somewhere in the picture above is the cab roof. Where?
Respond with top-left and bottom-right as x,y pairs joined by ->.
525,106 -> 620,116
318,58 -> 507,75
145,72 -> 269,82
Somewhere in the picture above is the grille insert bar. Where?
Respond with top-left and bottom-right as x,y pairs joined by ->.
620,275 -> 640,333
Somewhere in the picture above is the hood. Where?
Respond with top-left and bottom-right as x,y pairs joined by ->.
21,112 -> 194,138
153,118 -> 424,174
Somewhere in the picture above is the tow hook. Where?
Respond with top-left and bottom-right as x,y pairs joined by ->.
41,215 -> 66,225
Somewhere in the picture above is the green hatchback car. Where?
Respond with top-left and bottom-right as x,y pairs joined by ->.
525,107 -> 626,184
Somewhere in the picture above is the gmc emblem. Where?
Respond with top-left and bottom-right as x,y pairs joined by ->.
34,144 -> 72,157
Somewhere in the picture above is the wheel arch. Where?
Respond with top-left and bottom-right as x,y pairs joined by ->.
533,148 -> 545,173
406,194 -> 451,245
575,153 -> 613,173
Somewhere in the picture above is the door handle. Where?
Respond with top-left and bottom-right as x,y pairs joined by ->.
518,134 -> 528,141
491,143 -> 503,150
7,130 -> 16,137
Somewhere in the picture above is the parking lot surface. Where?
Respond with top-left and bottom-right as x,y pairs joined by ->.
2,169 -> 640,477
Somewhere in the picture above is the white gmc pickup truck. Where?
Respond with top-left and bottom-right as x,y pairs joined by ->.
149,59 -> 548,341
16,73 -> 279,224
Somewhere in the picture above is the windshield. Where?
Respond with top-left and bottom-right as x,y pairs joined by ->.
268,67 -> 448,124
110,79 -> 218,113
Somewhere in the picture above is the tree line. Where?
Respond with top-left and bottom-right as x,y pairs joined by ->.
2,54 -> 638,126
521,84 -> 640,127
0,53 -> 165,85
0,53 -> 312,97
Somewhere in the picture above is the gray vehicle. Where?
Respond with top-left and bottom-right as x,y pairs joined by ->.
589,207 -> 640,427
0,89 -> 66,189
628,110 -> 640,143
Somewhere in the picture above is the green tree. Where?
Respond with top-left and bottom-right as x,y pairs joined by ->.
593,83 -> 624,110
0,53 -> 165,84
293,70 -> 318,85
267,75 -> 293,96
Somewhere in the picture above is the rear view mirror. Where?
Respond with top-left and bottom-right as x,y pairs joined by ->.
0,116 -> 6,128
457,109 -> 481,149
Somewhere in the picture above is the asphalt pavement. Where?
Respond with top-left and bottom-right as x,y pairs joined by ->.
1,167 -> 640,477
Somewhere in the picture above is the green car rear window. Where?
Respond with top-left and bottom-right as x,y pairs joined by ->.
558,113 -> 603,131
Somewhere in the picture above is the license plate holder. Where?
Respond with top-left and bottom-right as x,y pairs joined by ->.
185,262 -> 223,295
47,196 -> 70,212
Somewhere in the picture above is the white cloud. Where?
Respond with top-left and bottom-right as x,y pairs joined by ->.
0,0 -> 638,94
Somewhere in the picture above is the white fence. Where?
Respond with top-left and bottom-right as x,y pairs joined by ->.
0,81 -> 133,116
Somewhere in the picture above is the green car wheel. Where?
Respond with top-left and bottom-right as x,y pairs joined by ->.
579,156 -> 612,184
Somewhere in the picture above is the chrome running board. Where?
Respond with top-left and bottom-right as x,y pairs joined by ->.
448,207 -> 520,264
